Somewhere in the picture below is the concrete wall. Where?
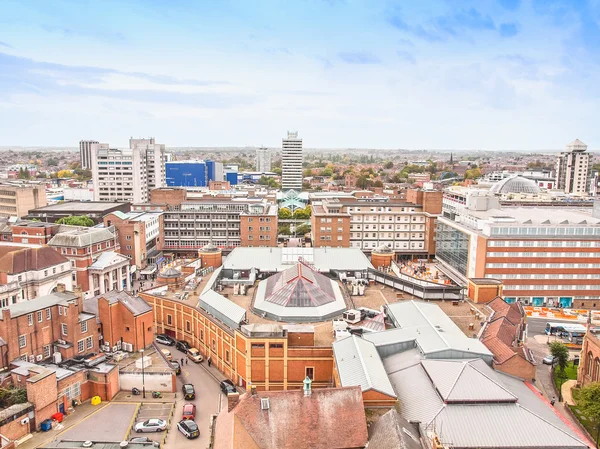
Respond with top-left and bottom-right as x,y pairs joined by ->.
119,372 -> 174,392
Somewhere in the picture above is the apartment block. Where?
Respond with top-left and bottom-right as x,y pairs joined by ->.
310,201 -> 351,247
79,140 -> 99,170
255,146 -> 272,173
282,131 -> 303,191
436,194 -> 600,308
556,139 -> 592,194
0,183 -> 47,218
239,204 -> 278,247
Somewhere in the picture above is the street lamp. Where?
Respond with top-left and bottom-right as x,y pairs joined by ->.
141,326 -> 146,398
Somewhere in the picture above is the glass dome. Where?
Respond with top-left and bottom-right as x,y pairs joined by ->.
489,175 -> 541,195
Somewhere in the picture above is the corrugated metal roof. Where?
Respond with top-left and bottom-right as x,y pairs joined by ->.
390,363 -> 444,424
199,289 -> 246,329
48,227 -> 116,248
333,335 -> 396,398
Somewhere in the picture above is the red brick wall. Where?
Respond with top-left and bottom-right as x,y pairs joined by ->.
97,298 -> 154,352
240,215 -> 277,247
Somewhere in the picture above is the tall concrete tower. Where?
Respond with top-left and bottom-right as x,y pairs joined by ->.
281,132 -> 303,191
255,147 -> 272,173
556,139 -> 592,194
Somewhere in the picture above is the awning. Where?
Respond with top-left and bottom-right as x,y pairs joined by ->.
140,264 -> 158,275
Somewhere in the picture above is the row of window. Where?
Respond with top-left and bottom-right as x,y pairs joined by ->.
504,285 -> 598,290
485,273 -> 600,280
488,240 -> 600,248
489,227 -> 600,236
486,263 -> 600,268
487,251 -> 600,257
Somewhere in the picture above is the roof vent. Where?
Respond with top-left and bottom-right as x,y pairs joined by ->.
83,442 -> 93,448
261,397 -> 270,410
119,442 -> 129,448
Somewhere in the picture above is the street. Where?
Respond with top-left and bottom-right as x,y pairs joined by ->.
158,343 -> 223,449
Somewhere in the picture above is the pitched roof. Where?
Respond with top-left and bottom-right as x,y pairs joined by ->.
89,251 -> 129,270
263,263 -> 336,307
368,409 -> 425,449
487,297 -> 523,325
333,335 -> 396,398
214,387 -> 368,449
0,246 -> 68,274
0,292 -> 77,320
84,290 -> 152,317
48,227 -> 116,248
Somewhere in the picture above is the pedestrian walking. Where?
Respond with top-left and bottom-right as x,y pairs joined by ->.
181,358 -> 184,366
550,397 -> 556,406
185,358 -> 188,365
207,357 -> 212,367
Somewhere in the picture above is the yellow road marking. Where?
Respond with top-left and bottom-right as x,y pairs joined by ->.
125,402 -> 142,439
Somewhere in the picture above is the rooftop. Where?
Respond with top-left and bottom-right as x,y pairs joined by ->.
0,292 -> 78,320
0,246 -> 68,274
29,201 -> 130,213
48,227 -> 117,248
84,291 -> 152,317
458,206 -> 600,226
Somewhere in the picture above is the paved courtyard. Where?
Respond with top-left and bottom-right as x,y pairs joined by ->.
58,402 -> 138,441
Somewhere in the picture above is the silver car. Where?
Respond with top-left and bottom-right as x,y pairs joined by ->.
135,418 -> 167,433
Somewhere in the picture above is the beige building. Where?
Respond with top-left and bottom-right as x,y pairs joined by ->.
0,183 -> 47,218
556,139 -> 592,194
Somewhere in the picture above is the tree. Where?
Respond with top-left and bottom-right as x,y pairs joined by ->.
278,208 -> 292,219
464,167 -> 482,180
56,215 -> 95,227
372,180 -> 383,188
576,383 -> 600,448
57,169 -> 72,178
258,176 -> 279,189
549,341 -> 569,375
278,225 -> 291,235
293,208 -> 311,220
303,168 -> 313,177
295,224 -> 311,235
46,157 -> 59,167
321,167 -> 333,177
0,387 -> 27,408
18,167 -> 30,179
383,161 -> 394,169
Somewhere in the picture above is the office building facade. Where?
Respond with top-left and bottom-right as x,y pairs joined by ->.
255,147 -> 272,173
79,140 -> 99,170
556,139 -> 592,194
282,131 -> 303,191
0,183 -> 47,218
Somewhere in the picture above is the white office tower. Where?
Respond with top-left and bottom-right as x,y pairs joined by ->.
79,140 -> 99,169
130,138 -> 166,191
90,137 -> 166,203
256,146 -> 272,173
281,132 -> 303,191
556,139 -> 592,194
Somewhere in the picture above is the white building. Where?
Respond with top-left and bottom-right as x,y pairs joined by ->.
90,137 -> 167,203
79,140 -> 98,170
556,139 -> 592,194
282,131 -> 303,191
255,147 -> 272,173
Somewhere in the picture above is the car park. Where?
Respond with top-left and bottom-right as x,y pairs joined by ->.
135,418 -> 167,433
182,383 -> 196,400
182,403 -> 196,420
170,361 -> 181,375
177,419 -> 200,439
176,340 -> 191,353
155,334 -> 175,346
220,379 -> 236,394
187,347 -> 203,363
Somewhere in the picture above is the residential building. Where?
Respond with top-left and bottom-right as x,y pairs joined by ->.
144,188 -> 278,255
310,188 -> 442,257
436,195 -> 600,308
104,210 -> 164,270
281,131 -> 303,191
27,201 -> 130,224
90,137 -> 166,203
255,146 -> 272,173
239,203 -> 278,247
213,386 -> 368,449
6,164 -> 38,179
0,182 -> 47,218
556,139 -> 592,194
0,246 -> 73,304
48,227 -> 131,298
79,139 -> 99,170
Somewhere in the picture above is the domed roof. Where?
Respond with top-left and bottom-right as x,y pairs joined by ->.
200,243 -> 220,253
374,244 -> 393,254
489,175 -> 540,195
159,267 -> 182,278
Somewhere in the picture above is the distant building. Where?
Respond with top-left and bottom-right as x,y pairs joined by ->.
255,146 -> 272,173
0,182 -> 47,218
556,139 -> 592,194
166,160 -> 207,187
27,201 -> 130,224
282,131 -> 303,191
6,164 -> 39,179
79,139 -> 99,170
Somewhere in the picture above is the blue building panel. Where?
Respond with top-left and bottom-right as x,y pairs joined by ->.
206,160 -> 215,182
226,171 -> 238,185
166,162 -> 207,187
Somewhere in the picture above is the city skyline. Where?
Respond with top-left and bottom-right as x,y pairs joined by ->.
1,1 -> 600,150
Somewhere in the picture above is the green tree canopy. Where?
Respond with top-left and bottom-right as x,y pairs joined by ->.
549,341 -> 569,374
383,161 -> 394,169
56,215 -> 95,227
576,383 -> 600,446
295,223 -> 311,235
278,224 -> 291,235
278,208 -> 292,219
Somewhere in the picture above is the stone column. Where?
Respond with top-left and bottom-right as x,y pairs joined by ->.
108,270 -> 115,292
117,267 -> 124,292
125,266 -> 132,292
99,274 -> 106,294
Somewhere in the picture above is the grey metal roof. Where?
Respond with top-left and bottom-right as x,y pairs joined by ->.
89,251 -> 128,270
199,289 -> 246,330
85,291 -> 152,317
223,247 -> 373,273
30,201 -> 130,213
0,292 -> 77,319
367,409 -> 425,449
48,227 -> 116,248
333,335 -> 396,398
364,301 -> 492,359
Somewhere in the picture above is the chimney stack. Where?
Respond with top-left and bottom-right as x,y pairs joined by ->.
227,392 -> 240,412
73,285 -> 84,311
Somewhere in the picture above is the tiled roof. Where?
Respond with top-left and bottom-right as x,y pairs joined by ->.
214,387 -> 368,449
487,297 -> 523,325
0,246 -> 68,274
84,291 -> 152,317
0,292 -> 77,320
368,409 -> 425,449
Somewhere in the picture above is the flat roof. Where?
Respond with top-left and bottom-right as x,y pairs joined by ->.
463,206 -> 600,225
30,201 -> 130,213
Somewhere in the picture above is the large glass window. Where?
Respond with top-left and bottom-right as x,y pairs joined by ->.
435,222 -> 470,276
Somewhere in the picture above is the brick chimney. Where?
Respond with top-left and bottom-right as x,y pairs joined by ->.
55,283 -> 66,293
73,285 -> 84,311
227,392 -> 240,412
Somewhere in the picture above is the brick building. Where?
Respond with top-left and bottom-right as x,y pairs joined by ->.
239,203 -> 278,247
26,201 -> 130,225
0,289 -> 99,369
310,200 -> 351,248
103,210 -> 164,270
48,227 -> 131,298
10,222 -> 59,246
0,246 -> 73,305
578,320 -> 600,387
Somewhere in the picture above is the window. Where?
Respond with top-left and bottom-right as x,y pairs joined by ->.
86,336 -> 93,349
46,308 -> 51,320
44,270 -> 48,277
27,314 -> 33,326
59,307 -> 62,316
126,235 -> 132,240
63,382 -> 81,400
305,367 -> 314,380
126,245 -> 132,250
81,321 -> 88,333
43,345 -> 51,359
78,340 -> 85,353
63,307 -> 67,316
212,339 -> 216,351
186,321 -> 191,332
225,350 -> 230,363
18,335 -> 26,348
53,267 -> 56,274
37,311 -> 43,322
61,323 -> 68,336
167,314 -> 172,325
251,343 -> 265,348
200,330 -> 204,341
270,343 -> 283,349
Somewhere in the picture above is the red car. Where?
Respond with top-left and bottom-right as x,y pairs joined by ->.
182,403 -> 196,420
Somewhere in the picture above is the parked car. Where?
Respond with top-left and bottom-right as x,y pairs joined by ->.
177,419 -> 200,439
543,355 -> 556,365
176,340 -> 191,353
160,349 -> 172,361
170,361 -> 181,375
182,403 -> 196,420
130,436 -> 160,446
182,383 -> 195,400
220,379 -> 236,395
155,334 -> 175,346
187,348 -> 203,363
134,418 -> 167,433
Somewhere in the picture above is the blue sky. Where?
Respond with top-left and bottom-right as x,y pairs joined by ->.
0,0 -> 599,150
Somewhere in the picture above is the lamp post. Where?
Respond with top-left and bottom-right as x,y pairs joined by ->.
141,326 -> 146,398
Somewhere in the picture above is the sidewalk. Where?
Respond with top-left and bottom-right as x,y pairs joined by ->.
17,401 -> 108,449
113,391 -> 178,403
